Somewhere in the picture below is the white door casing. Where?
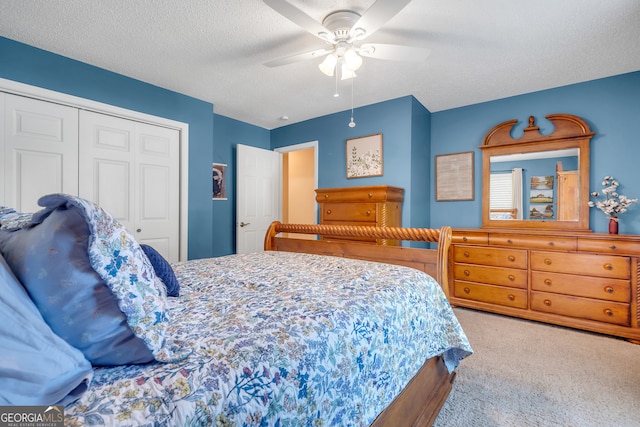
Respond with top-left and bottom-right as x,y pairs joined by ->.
236,144 -> 281,254
79,110 -> 180,262
2,93 -> 79,212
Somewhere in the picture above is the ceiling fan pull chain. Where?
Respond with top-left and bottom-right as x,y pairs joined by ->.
349,77 -> 356,128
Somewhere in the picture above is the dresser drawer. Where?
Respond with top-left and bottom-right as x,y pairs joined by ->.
454,245 -> 527,269
454,263 -> 527,289
454,281 -> 527,309
531,271 -> 630,303
321,203 -> 377,222
316,186 -> 403,203
530,251 -> 630,279
531,291 -> 630,326
490,234 -> 577,251
578,238 -> 640,256
453,231 -> 489,245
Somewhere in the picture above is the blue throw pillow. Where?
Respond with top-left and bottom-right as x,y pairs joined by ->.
140,244 -> 180,297
0,252 -> 93,405
0,194 -> 190,365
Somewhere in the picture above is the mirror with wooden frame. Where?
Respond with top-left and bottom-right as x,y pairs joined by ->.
480,114 -> 594,231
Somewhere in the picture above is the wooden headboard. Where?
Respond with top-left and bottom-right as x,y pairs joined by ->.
264,222 -> 453,298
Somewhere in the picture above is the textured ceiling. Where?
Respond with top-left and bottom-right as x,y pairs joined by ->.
1,0 -> 639,130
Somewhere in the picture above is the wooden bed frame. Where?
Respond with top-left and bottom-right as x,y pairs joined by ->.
264,222 -> 455,427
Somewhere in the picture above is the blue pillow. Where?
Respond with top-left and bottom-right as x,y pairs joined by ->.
0,194 -> 190,365
0,252 -> 93,405
141,244 -> 180,297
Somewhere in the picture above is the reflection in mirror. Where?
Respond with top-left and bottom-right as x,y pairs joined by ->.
489,148 -> 579,221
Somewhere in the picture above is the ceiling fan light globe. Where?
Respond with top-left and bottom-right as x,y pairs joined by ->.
340,64 -> 357,80
343,49 -> 362,71
318,54 -> 337,76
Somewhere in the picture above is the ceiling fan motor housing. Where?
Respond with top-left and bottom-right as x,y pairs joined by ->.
321,10 -> 363,42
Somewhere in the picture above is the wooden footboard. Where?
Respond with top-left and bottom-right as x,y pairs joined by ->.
371,355 -> 456,427
264,222 -> 452,297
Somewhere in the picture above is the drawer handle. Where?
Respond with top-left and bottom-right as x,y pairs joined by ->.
544,299 -> 552,306
508,255 -> 515,262
507,239 -> 513,244
605,286 -> 614,294
548,241 -> 554,246
604,309 -> 614,317
609,244 -> 616,250
508,275 -> 515,281
326,209 -> 332,215
365,210 -> 371,216
464,251 -> 470,257
462,236 -> 468,242
544,279 -> 552,286
604,263 -> 613,271
463,287 -> 471,294
544,259 -> 552,265
464,270 -> 470,276
508,294 -> 515,301
324,194 -> 329,198
368,193 -> 373,198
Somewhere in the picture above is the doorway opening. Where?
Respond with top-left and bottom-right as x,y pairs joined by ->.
277,141 -> 318,239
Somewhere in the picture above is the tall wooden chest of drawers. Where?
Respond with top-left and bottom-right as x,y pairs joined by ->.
315,185 -> 403,245
450,228 -> 640,343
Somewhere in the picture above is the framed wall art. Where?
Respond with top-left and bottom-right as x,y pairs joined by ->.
212,163 -> 227,200
346,133 -> 383,178
435,151 -> 474,201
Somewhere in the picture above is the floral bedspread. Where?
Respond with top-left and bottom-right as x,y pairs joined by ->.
65,251 -> 472,426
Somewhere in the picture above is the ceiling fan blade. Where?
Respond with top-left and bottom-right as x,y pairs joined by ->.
263,0 -> 332,41
359,43 -> 430,62
353,0 -> 411,38
264,48 -> 331,67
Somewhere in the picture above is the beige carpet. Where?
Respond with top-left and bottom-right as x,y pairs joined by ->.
433,308 -> 640,427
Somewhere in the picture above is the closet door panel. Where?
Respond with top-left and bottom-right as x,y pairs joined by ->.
79,111 -> 135,233
3,93 -> 78,212
136,122 -> 179,263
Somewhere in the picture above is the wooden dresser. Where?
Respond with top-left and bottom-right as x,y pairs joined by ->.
315,185 -> 403,245
450,228 -> 640,343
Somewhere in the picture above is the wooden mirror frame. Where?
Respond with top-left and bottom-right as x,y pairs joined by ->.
480,114 -> 595,231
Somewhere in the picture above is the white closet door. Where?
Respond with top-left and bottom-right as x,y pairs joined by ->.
135,122 -> 180,262
2,93 -> 78,212
79,111 -> 180,263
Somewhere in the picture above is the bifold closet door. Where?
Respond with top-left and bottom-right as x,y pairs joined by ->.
1,92 -> 79,212
79,110 -> 180,263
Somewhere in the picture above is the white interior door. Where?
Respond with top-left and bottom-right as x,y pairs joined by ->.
236,144 -> 281,254
79,110 -> 180,262
2,93 -> 78,212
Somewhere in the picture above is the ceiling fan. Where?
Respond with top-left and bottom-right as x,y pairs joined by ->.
263,0 -> 430,79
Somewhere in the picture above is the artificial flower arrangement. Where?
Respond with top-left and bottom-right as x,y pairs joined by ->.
588,176 -> 638,220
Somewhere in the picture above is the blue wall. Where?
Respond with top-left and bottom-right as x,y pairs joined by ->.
430,71 -> 640,235
0,37 -> 216,259
3,35 -> 639,256
212,114 -> 270,255
271,96 -> 425,229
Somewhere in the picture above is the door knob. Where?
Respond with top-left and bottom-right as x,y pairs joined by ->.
239,222 -> 250,227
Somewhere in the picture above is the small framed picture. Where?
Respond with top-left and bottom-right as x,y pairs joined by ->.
212,163 -> 227,200
435,151 -> 475,201
346,133 -> 383,178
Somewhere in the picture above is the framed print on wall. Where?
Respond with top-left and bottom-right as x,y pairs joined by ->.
346,133 -> 383,178
212,163 -> 227,200
435,151 -> 474,201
